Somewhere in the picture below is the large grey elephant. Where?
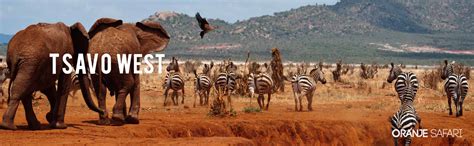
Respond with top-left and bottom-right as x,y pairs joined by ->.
82,18 -> 170,125
0,22 -> 102,130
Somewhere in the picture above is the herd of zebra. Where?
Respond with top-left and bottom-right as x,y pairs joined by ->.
160,57 -> 469,145
160,55 -> 330,112
160,58 -> 469,115
388,60 -> 469,146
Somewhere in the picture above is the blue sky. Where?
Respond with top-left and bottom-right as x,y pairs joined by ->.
0,0 -> 339,34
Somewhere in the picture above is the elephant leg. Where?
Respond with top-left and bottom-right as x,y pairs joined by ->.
40,85 -> 56,124
50,73 -> 71,129
123,98 -> 128,119
111,88 -> 129,124
114,92 -> 127,121
116,91 -> 127,119
126,75 -> 140,124
112,74 -> 139,125
1,68 -> 35,130
92,75 -> 109,125
1,97 -> 20,130
111,76 -> 133,124
21,94 -> 40,130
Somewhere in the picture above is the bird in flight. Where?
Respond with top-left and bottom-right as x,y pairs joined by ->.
196,12 -> 217,39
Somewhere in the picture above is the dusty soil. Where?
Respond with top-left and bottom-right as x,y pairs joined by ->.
0,68 -> 473,145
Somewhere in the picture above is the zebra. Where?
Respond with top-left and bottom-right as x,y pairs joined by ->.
248,72 -> 274,110
214,71 -> 239,110
163,57 -> 185,106
441,60 -> 469,117
389,102 -> 419,146
193,63 -> 213,107
386,63 -> 419,103
291,67 -> 326,111
389,87 -> 422,146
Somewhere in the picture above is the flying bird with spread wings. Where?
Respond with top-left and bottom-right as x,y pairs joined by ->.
195,12 -> 217,38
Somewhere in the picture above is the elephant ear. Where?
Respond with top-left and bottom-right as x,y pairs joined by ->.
70,22 -> 89,54
136,21 -> 170,39
88,18 -> 123,38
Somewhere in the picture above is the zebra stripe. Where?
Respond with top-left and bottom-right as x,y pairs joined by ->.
195,75 -> 212,91
291,67 -> 326,111
389,84 -> 422,146
214,72 -> 238,109
442,60 -> 469,117
248,73 -> 274,110
194,74 -> 212,106
248,73 -> 274,95
394,72 -> 419,102
163,71 -> 185,106
291,75 -> 314,96
164,72 -> 184,90
215,72 -> 237,92
390,102 -> 419,146
444,74 -> 469,116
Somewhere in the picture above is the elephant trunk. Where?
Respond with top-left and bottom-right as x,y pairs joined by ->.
78,73 -> 104,115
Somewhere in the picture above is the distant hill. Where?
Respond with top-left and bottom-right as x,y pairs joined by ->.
0,34 -> 12,44
0,43 -> 6,56
1,1 -> 473,65
144,0 -> 474,65
332,0 -> 474,33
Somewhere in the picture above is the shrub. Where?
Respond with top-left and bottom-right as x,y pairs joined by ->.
421,67 -> 442,90
243,106 -> 262,113
208,98 -> 227,117
208,98 -> 237,117
360,63 -> 378,79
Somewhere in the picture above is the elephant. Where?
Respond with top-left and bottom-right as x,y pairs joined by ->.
0,22 -> 103,130
81,18 -> 170,125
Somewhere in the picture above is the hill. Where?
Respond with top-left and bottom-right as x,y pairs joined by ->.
0,34 -> 12,44
144,0 -> 474,65
1,1 -> 472,65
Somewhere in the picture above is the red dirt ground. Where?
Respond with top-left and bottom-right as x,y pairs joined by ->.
1,67 -> 473,145
0,89 -> 472,145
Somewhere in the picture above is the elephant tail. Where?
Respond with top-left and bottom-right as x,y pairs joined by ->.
6,58 -> 20,103
78,73 -> 104,115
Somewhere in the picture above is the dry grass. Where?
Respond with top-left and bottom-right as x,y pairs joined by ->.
421,67 -> 442,90
0,61 -> 472,116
